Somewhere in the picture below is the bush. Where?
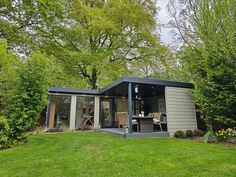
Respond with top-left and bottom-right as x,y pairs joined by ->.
203,131 -> 215,143
174,130 -> 185,138
0,116 -> 10,149
186,130 -> 194,137
215,128 -> 233,142
233,128 -> 236,137
193,129 -> 204,137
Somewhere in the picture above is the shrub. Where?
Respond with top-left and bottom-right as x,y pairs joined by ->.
233,127 -> 236,137
215,128 -> 233,142
193,129 -> 204,137
203,131 -> 215,143
186,130 -> 194,137
174,130 -> 185,138
3,53 -> 51,147
0,116 -> 10,149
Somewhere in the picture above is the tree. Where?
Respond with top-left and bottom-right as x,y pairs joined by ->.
12,0 -> 166,89
3,52 -> 52,143
0,0 -> 171,89
169,0 -> 236,128
8,53 -> 51,128
41,0 -> 165,89
0,39 -> 20,115
129,47 -> 181,80
0,39 -> 73,148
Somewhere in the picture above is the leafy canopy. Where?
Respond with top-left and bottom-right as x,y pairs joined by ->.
178,0 -> 236,127
29,0 -> 166,88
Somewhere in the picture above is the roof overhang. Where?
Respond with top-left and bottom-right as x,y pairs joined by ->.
49,87 -> 99,95
48,77 -> 193,96
99,77 -> 193,95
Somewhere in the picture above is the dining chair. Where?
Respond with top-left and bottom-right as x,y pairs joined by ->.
152,112 -> 167,132
159,112 -> 167,130
117,112 -> 139,132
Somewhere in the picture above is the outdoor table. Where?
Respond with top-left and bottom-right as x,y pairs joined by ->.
132,116 -> 153,133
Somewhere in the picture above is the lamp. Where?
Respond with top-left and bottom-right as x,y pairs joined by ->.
134,85 -> 138,93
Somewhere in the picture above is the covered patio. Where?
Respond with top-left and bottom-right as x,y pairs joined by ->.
99,77 -> 173,135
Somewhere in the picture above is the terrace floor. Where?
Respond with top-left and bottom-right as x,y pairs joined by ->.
101,128 -> 170,138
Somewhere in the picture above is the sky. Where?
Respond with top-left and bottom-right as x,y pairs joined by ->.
156,0 -> 174,46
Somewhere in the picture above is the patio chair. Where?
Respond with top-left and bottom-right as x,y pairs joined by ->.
151,112 -> 167,132
160,112 -> 167,130
149,112 -> 161,131
117,112 -> 139,132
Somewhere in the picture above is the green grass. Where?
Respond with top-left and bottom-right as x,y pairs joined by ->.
0,131 -> 235,177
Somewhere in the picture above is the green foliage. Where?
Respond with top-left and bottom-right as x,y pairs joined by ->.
215,128 -> 233,142
0,116 -> 10,149
0,39 -> 20,115
178,0 -> 236,128
1,0 -> 174,89
128,48 -> 178,81
193,129 -> 204,137
186,130 -> 194,138
7,53 -> 51,141
0,40 -> 53,148
174,130 -> 185,138
26,0 -> 166,88
203,131 -> 215,143
19,53 -> 50,118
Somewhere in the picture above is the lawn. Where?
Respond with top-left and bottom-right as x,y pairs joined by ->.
0,131 -> 235,177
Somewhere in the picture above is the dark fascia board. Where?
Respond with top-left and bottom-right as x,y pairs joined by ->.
98,77 -> 126,94
49,87 -> 99,95
98,76 -> 193,94
49,77 -> 193,95
123,77 -> 193,88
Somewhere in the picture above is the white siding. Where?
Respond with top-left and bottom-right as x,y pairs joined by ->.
69,95 -> 77,130
165,87 -> 197,136
94,96 -> 100,128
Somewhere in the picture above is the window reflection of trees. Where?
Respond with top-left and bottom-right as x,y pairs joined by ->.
51,95 -> 71,128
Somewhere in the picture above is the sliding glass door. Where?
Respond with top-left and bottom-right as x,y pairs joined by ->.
100,98 -> 115,128
75,96 -> 95,129
48,95 -> 71,129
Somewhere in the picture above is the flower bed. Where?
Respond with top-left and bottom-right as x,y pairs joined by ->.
173,128 -> 236,147
215,128 -> 234,142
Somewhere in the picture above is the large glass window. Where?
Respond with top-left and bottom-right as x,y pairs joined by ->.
75,96 -> 95,129
101,98 -> 114,128
48,95 -> 71,128
132,100 -> 144,115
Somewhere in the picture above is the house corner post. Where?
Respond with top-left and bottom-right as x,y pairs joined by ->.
45,94 -> 51,128
128,82 -> 132,133
69,95 -> 77,130
94,96 -> 100,128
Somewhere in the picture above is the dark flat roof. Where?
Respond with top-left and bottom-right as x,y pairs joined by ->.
49,76 -> 193,95
49,87 -> 99,95
99,77 -> 193,94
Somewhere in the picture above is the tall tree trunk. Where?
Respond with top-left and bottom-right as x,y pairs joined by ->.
89,68 -> 97,89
